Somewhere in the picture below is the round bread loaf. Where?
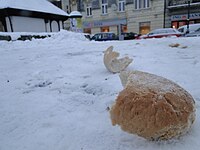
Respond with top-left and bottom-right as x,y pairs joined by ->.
110,71 -> 195,140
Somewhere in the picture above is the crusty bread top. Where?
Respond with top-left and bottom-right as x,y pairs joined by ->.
111,71 -> 196,140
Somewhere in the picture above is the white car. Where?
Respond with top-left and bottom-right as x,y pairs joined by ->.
178,23 -> 200,34
185,28 -> 200,37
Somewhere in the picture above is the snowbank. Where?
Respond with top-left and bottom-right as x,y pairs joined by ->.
49,30 -> 89,42
0,31 -> 200,150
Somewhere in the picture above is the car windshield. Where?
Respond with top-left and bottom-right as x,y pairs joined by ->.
195,27 -> 200,32
178,28 -> 184,33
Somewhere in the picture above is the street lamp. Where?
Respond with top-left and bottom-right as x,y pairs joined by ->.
186,0 -> 191,34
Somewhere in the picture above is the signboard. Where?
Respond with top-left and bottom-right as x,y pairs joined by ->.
82,18 -> 127,28
171,13 -> 200,21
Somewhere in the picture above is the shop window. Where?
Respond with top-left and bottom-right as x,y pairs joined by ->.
84,28 -> 91,34
172,21 -> 196,29
118,0 -> 125,12
172,22 -> 178,29
122,25 -> 127,32
101,26 -> 109,32
139,22 -> 150,34
195,20 -> 200,23
179,21 -> 187,27
86,5 -> 92,16
102,0 -> 108,14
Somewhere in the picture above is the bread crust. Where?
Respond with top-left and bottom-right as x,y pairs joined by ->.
110,71 -> 196,140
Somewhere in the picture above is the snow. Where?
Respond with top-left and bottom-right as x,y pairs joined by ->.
0,30 -> 200,150
0,0 -> 69,16
69,11 -> 83,17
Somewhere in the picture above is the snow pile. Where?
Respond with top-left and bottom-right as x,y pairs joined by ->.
0,32 -> 200,150
0,30 -> 87,42
49,30 -> 89,42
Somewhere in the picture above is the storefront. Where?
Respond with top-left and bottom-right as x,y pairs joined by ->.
139,22 -> 151,34
171,12 -> 200,28
82,18 -> 127,34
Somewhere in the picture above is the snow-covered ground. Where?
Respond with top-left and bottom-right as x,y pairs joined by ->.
0,31 -> 200,150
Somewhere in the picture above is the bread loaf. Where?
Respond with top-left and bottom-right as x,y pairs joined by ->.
110,71 -> 196,140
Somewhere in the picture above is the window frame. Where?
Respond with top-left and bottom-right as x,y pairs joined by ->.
86,5 -> 92,17
101,0 -> 108,15
118,0 -> 125,12
134,0 -> 150,10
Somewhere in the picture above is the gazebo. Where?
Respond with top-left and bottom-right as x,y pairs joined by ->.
0,0 -> 69,32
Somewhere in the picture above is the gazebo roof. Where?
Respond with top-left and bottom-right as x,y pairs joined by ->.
0,0 -> 69,17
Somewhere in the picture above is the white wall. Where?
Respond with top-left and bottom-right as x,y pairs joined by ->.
11,16 -> 46,32
59,21 -> 63,29
51,20 -> 59,32
6,17 -> 12,32
5,16 -> 64,32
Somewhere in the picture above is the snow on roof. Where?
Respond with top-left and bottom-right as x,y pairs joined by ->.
69,11 -> 82,17
0,0 -> 69,16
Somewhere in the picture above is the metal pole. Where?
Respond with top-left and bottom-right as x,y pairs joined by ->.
186,1 -> 190,34
163,0 -> 166,28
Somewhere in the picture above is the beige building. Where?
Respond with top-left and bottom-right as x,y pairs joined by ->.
59,0 -> 200,35
167,0 -> 200,29
71,0 -> 167,35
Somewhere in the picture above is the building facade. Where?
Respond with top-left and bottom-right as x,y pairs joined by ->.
166,0 -> 200,29
57,0 -> 200,35
69,0 -> 166,35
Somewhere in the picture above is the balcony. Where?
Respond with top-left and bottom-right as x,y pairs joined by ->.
168,0 -> 200,9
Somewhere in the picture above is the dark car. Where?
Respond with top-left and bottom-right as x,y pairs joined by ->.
121,32 -> 139,40
138,28 -> 183,39
84,34 -> 91,40
90,32 -> 118,41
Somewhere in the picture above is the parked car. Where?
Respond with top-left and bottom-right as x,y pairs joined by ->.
90,32 -> 118,41
84,34 -> 91,40
138,28 -> 183,39
185,27 -> 200,37
121,32 -> 139,40
178,23 -> 200,34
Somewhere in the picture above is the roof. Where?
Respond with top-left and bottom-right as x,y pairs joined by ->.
69,11 -> 82,18
0,0 -> 69,17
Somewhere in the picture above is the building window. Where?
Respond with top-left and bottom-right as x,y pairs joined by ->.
102,0 -> 108,14
118,0 -> 125,12
66,5 -> 70,13
145,0 -> 150,8
86,6 -> 92,16
134,0 -> 150,9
